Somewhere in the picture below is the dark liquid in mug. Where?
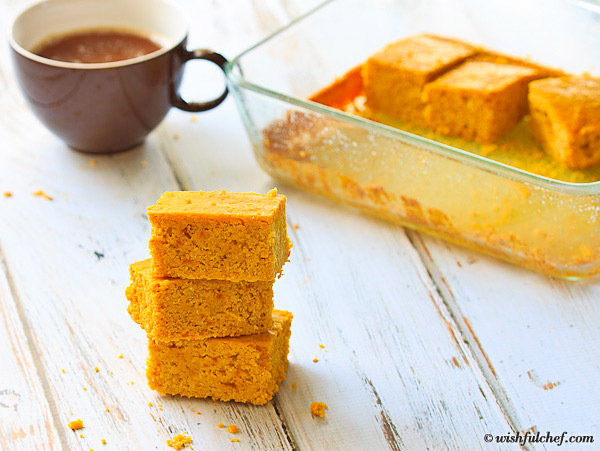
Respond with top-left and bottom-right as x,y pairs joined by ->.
34,28 -> 162,63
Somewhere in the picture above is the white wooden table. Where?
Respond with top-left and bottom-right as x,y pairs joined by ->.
1,1 -> 599,450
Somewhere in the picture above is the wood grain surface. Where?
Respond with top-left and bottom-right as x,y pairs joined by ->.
411,232 -> 600,444
0,0 -> 598,450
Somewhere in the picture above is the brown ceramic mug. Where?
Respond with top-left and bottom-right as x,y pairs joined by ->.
9,0 -> 228,153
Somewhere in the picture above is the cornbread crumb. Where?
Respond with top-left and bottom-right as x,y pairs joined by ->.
94,367 -> 99,372
318,344 -> 325,348
89,159 -> 97,166
148,402 -> 153,407
141,160 -> 148,168
227,424 -> 238,434
101,439 -> 106,444
293,224 -> 299,229
159,408 -> 163,411
291,382 -> 297,390
166,433 -> 192,449
3,192 -> 12,197
310,402 -> 328,417
32,190 -> 53,201
190,115 -> 198,122
173,133 -> 179,140
80,434 -> 84,438
117,354 -> 123,359
217,422 -> 225,428
68,419 -> 84,430
312,358 -> 319,363
105,407 -> 109,412
158,404 -> 162,407
480,143 -> 498,156
210,169 -> 216,175
61,369 -> 65,373
196,411 -> 200,414
83,387 -> 87,391
267,188 -> 278,195
230,438 -> 239,443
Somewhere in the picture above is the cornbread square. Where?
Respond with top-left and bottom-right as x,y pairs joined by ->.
363,34 -> 476,123
423,62 -> 543,142
147,190 -> 290,282
147,310 -> 292,405
126,259 -> 274,341
529,76 -> 600,169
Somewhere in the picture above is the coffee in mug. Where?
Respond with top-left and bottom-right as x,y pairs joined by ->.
33,28 -> 163,64
9,0 -> 228,153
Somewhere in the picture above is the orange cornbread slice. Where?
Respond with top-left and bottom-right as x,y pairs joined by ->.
147,310 -> 292,405
147,190 -> 290,282
529,76 -> 600,169
423,61 -> 543,142
126,259 -> 274,341
363,34 -> 476,123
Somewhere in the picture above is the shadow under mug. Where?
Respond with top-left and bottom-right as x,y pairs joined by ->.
8,0 -> 228,153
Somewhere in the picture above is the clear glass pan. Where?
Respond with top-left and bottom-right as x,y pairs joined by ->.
225,0 -> 600,279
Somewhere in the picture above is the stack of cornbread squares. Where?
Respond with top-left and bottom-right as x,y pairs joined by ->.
125,189 -> 293,405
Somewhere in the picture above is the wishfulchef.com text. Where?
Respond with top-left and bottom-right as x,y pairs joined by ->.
483,431 -> 594,446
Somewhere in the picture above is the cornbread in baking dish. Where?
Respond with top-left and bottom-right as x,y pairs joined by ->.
147,190 -> 290,282
362,34 -> 476,124
423,62 -> 544,143
146,310 -> 292,405
528,76 -> 600,169
126,259 -> 274,341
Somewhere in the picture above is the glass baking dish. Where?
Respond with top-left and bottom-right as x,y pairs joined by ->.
224,0 -> 600,279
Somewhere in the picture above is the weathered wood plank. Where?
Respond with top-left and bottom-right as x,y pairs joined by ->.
272,189 -> 521,450
0,1 -> 62,449
0,252 -> 63,450
411,232 -> 600,444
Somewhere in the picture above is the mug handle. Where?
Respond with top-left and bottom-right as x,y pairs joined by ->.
171,49 -> 229,112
